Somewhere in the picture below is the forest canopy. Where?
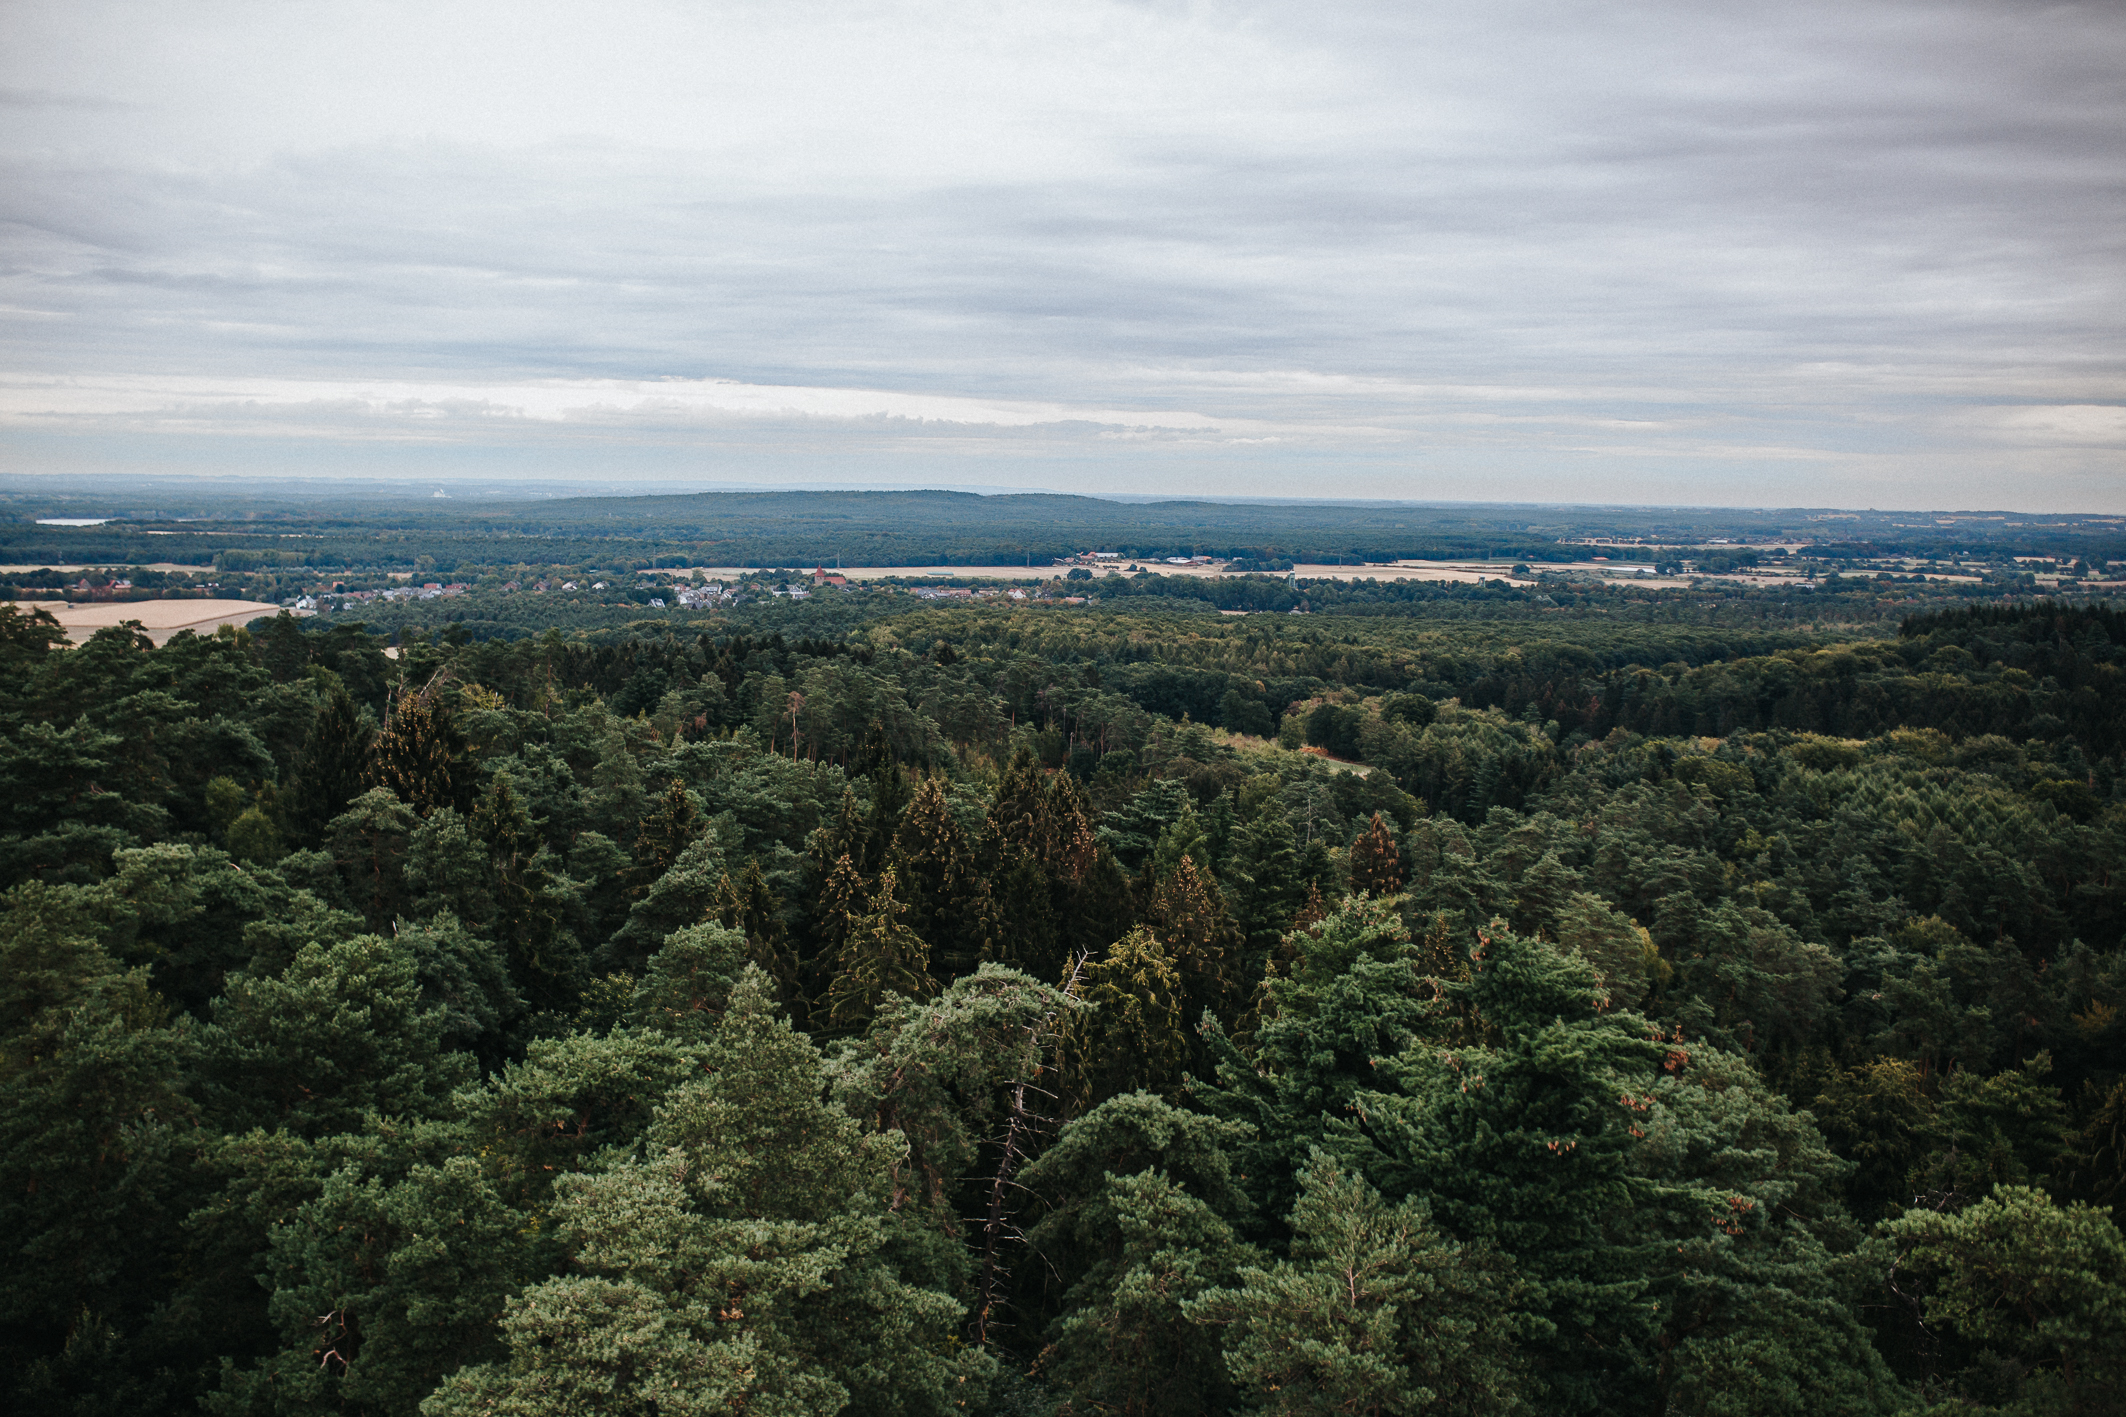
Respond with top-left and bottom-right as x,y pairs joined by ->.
3,573 -> 2124,1417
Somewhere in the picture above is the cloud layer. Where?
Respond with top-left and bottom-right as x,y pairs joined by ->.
3,0 -> 2121,506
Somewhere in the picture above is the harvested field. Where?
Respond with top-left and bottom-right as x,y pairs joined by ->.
19,598 -> 284,645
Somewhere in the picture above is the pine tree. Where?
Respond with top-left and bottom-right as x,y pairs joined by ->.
1185,1156 -> 1527,1416
821,868 -> 936,1034
426,969 -> 989,1415
254,609 -> 311,683
1043,1170 -> 1255,1417
1551,891 -> 1657,1014
1874,1185 -> 2126,1410
1324,926 -> 1887,1412
1508,849 -> 1581,935
832,963 -> 1080,1343
1021,1091 -> 1260,1305
0,883 -> 199,1413
323,785 -> 420,931
627,921 -> 749,1040
197,931 -> 473,1138
1348,811 -> 1405,897
2064,1077 -> 2126,1223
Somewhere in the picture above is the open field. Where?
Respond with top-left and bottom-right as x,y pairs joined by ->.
20,598 -> 283,645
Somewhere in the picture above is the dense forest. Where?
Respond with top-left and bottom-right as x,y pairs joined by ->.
7,482 -> 2126,573
4,588 -> 2124,1416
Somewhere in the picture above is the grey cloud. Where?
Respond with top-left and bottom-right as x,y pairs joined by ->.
0,0 -> 2119,505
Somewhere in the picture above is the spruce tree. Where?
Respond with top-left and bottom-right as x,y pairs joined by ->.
370,679 -> 472,816
1224,810 -> 1306,964
1348,811 -> 1405,897
283,683 -> 375,847
1147,855 -> 1246,1035
628,775 -> 703,894
586,721 -> 649,839
889,776 -> 992,983
710,857 -> 804,1017
809,784 -> 873,879
1151,801 -> 1213,884
807,851 -> 870,994
821,868 -> 936,1034
866,758 -> 913,858
1059,926 -> 1191,1115
988,846 -> 1066,983
474,771 -> 583,1012
981,755 -> 1103,982
986,753 -> 1098,881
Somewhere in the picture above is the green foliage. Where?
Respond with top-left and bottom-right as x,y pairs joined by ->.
1187,1156 -> 1528,1416
285,684 -> 375,845
1059,926 -> 1190,1114
1348,811 -> 1404,896
1046,1169 -> 1255,1416
373,680 -> 474,816
198,932 -> 473,1137
888,775 -> 992,981
626,922 -> 747,1040
0,882 -> 199,1408
1878,1186 -> 2126,1413
429,968 -> 989,1416
1023,1095 -> 1258,1414
820,867 -> 936,1035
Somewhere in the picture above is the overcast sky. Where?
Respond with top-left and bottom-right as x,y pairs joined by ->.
2,0 -> 2120,508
